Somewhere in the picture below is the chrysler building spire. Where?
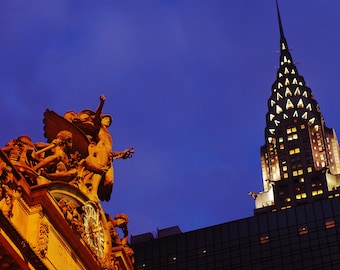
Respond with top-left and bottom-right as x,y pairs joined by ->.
253,1 -> 340,214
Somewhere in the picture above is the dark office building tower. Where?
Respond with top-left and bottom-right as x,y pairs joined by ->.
131,2 -> 340,269
132,197 -> 340,269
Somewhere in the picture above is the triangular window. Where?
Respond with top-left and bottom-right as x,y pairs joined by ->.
286,99 -> 294,110
293,111 -> 298,117
297,99 -> 304,108
302,112 -> 308,119
276,105 -> 283,114
285,87 -> 292,97
306,104 -> 312,111
277,93 -> 283,101
308,117 -> 315,125
294,87 -> 301,96
302,91 -> 308,98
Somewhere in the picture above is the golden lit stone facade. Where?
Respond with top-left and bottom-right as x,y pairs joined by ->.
0,95 -> 134,269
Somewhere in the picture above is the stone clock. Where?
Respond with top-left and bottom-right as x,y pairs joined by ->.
50,185 -> 112,265
83,201 -> 106,259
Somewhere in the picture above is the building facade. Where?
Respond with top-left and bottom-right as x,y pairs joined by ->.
0,97 -> 135,269
132,197 -> 340,270
131,2 -> 340,269
255,1 -> 340,214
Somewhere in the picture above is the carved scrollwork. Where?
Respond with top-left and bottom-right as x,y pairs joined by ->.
33,218 -> 50,258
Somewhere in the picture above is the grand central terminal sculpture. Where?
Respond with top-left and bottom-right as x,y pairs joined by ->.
0,95 -> 135,269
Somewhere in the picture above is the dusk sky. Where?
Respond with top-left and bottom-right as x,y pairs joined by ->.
1,1 -> 340,237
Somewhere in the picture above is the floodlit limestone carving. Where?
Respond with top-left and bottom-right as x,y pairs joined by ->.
0,95 -> 135,269
33,217 -> 50,258
1,94 -> 133,202
107,213 -> 135,264
0,150 -> 22,218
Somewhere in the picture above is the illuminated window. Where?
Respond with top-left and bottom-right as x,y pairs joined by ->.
292,78 -> 298,84
260,235 -> 270,244
285,79 -> 290,86
297,99 -> 304,108
287,127 -> 297,134
296,193 -> 307,200
288,134 -> 298,141
309,117 -> 315,125
276,105 -> 283,114
285,197 -> 291,202
279,137 -> 284,142
284,173 -> 288,178
280,144 -> 284,150
300,124 -> 305,129
294,87 -> 300,95
298,169 -> 303,175
308,167 -> 313,173
299,177 -> 305,183
289,148 -> 300,155
293,170 -> 298,176
169,257 -> 177,264
299,225 -> 309,235
325,219 -> 336,229
282,166 -> 287,171
286,99 -> 294,109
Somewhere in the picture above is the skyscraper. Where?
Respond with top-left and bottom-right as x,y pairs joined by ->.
255,0 -> 340,214
131,2 -> 340,269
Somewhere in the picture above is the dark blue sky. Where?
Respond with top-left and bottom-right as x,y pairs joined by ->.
1,1 -> 340,236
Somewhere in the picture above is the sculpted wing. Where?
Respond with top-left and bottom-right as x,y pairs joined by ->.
43,109 -> 90,158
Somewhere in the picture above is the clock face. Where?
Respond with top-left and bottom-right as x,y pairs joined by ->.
83,202 -> 105,258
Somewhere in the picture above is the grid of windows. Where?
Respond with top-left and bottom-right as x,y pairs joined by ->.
132,197 -> 340,270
